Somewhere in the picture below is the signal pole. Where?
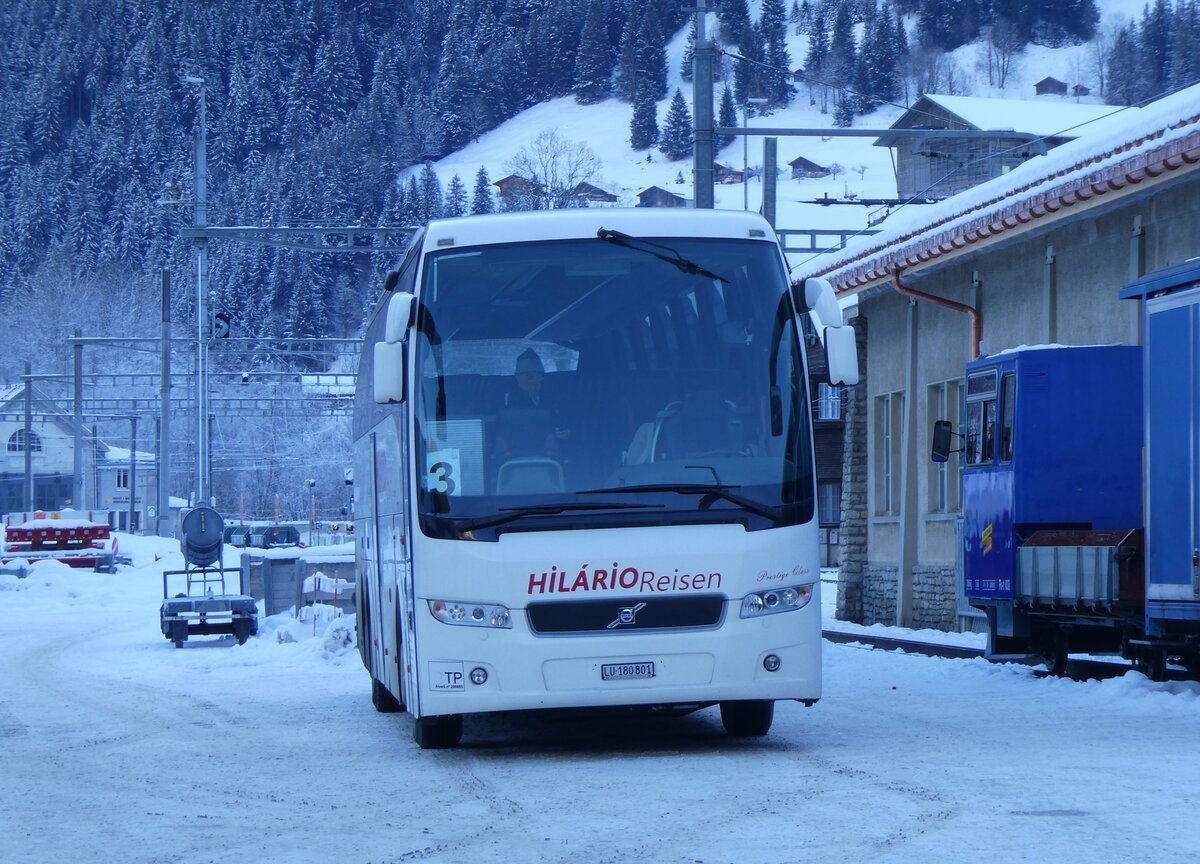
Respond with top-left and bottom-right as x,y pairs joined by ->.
183,76 -> 210,505
692,0 -> 714,209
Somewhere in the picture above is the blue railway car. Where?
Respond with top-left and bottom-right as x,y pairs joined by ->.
938,259 -> 1200,679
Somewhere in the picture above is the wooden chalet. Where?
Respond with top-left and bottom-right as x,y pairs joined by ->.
789,156 -> 831,179
1034,76 -> 1068,96
636,186 -> 688,208
873,94 -> 1114,200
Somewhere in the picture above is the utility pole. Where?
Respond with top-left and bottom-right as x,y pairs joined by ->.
24,362 -> 33,511
73,330 -> 83,507
184,75 -> 210,506
742,98 -> 768,211
692,0 -> 714,209
128,416 -> 138,533
159,269 -> 172,536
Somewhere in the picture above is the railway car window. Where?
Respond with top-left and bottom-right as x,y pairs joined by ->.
965,371 -> 997,466
999,372 -> 1015,462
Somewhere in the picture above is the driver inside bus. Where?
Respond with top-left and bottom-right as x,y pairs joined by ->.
497,348 -> 571,459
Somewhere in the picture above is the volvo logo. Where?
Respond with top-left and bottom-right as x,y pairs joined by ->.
606,602 -> 647,629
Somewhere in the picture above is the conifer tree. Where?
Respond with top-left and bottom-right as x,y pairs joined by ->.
682,18 -> 696,83
615,4 -> 641,101
717,86 -> 739,150
471,166 -> 496,215
444,174 -> 468,217
733,22 -> 767,106
573,1 -> 613,104
719,0 -> 752,46
1167,0 -> 1200,89
1105,26 -> 1140,105
630,82 -> 660,151
759,0 -> 794,106
419,163 -> 443,224
827,1 -> 858,120
660,89 -> 694,161
636,6 -> 669,102
804,9 -> 831,110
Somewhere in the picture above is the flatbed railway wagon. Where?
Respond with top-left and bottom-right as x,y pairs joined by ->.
935,259 -> 1200,678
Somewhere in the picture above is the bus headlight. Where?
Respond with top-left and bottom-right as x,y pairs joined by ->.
740,583 -> 814,618
429,599 -> 513,629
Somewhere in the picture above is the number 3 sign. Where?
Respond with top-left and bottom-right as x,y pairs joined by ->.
426,450 -> 461,495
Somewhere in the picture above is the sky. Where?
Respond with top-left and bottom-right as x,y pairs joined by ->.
2,532 -> 1197,864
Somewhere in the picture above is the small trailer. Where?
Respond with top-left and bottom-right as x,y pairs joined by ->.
160,506 -> 258,648
2,510 -> 121,571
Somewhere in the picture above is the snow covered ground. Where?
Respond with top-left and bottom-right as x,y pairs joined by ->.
2,533 -> 1197,864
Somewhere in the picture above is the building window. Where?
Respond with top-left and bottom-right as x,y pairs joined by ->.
115,469 -> 130,490
818,481 -> 842,525
816,383 -> 842,420
7,430 -> 42,453
873,391 -> 904,516
927,379 -> 963,513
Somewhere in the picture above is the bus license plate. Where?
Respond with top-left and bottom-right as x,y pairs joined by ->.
601,661 -> 655,681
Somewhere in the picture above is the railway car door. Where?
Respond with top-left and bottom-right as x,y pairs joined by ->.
962,366 -> 1016,601
1145,287 -> 1200,624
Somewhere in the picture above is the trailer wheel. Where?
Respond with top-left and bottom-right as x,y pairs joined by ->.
413,714 -> 463,749
371,677 -> 403,713
170,621 -> 187,649
233,620 -> 252,646
719,700 -> 775,737
1041,630 -> 1070,677
1136,649 -> 1167,682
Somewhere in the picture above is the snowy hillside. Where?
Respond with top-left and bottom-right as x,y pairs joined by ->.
425,0 -> 1141,274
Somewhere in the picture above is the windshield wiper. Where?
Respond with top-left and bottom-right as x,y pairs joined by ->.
597,228 -> 730,283
579,483 -> 783,524
454,501 -> 663,533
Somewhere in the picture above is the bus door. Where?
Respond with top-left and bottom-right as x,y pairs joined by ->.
375,411 -> 421,711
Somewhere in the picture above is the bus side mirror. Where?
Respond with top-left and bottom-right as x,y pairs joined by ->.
801,277 -> 859,387
823,325 -> 859,387
384,291 -> 415,343
373,291 -> 415,404
931,420 -> 953,463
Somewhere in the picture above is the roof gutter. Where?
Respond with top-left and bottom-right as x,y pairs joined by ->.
892,269 -> 981,360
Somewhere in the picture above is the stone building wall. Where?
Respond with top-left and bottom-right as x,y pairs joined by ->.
862,564 -> 897,625
911,565 -> 957,631
835,316 -> 867,623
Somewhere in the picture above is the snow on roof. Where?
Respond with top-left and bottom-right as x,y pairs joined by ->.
917,94 -> 1118,136
102,445 -> 156,464
799,84 -> 1200,291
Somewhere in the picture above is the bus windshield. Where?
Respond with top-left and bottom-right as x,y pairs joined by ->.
412,235 -> 813,538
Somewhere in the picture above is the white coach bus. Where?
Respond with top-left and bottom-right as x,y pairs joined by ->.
353,209 -> 856,748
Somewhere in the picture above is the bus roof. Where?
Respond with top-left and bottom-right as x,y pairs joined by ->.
421,208 -> 779,250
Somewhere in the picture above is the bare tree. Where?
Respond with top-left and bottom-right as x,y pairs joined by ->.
977,18 -> 1024,89
506,130 -> 604,210
1088,22 -> 1124,99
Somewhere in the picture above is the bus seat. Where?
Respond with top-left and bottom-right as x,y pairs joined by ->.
653,390 -> 743,460
496,457 -> 565,494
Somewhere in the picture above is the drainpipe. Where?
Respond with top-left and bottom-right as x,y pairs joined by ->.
892,269 -> 982,359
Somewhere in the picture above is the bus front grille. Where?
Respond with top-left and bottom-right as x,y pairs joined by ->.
526,594 -> 726,634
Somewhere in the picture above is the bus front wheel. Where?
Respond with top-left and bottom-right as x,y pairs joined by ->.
719,700 -> 774,737
414,714 -> 463,749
